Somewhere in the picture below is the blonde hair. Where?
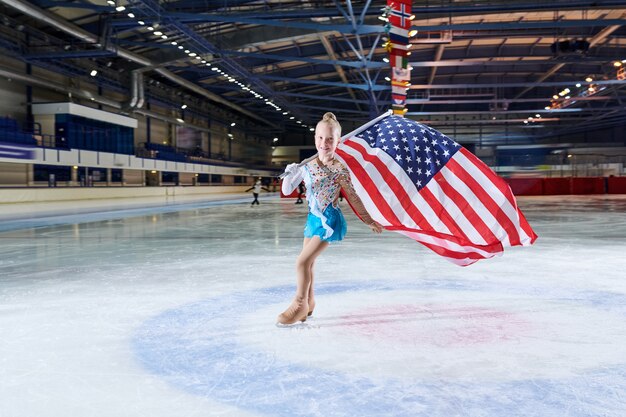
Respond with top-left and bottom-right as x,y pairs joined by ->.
317,112 -> 342,139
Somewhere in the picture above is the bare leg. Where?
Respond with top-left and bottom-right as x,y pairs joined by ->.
277,237 -> 328,324
303,238 -> 316,316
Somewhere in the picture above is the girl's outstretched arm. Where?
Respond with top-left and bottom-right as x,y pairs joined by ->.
338,170 -> 383,234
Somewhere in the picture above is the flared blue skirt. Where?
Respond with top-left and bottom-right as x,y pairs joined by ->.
303,204 -> 347,242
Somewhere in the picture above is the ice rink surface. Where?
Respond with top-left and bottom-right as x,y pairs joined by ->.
1,193 -> 625,417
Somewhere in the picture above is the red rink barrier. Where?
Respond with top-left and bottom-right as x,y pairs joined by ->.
607,177 -> 626,194
542,178 -> 571,195
506,178 -> 543,196
571,177 -> 605,194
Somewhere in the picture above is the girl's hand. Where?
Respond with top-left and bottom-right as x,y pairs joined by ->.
368,221 -> 384,234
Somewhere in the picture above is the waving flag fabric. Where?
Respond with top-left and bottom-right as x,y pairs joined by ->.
335,114 -> 537,266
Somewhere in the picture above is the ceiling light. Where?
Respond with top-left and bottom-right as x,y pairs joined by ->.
565,96 -> 570,99
178,46 -> 183,49
127,12 -> 135,18
535,114 -> 540,118
115,5 -> 126,12
189,52 -> 196,57
211,67 -> 218,71
176,118 -> 184,124
227,133 -> 233,138
309,128 -> 314,132
289,116 -> 295,120
154,31 -> 162,36
545,106 -> 550,110
383,57 -> 389,63
575,83 -> 581,87
107,0 -> 115,5
137,20 -> 145,25
273,137 -> 278,142
614,61 -> 622,67
161,35 -> 168,39
201,60 -> 206,63
409,14 -> 415,20
385,76 -> 391,81
552,95 -> 559,99
230,122 -> 236,127
90,70 -> 98,76
585,76 -> 593,82
296,120 -> 302,124
181,104 -> 187,109
523,120 -> 528,124
147,26 -> 154,31
184,49 -> 190,53
409,29 -> 418,37
195,56 -> 201,60
171,41 -> 177,45
282,112 -> 288,115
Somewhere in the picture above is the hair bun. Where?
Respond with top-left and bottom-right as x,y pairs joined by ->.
322,112 -> 337,122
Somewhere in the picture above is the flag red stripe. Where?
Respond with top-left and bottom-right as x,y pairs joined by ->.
335,148 -> 403,226
419,185 -> 471,243
446,156 -> 522,246
434,173 -> 500,244
460,148 -> 517,208
340,140 -> 434,230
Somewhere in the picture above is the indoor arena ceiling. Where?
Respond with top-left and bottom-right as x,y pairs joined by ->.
1,0 -> 625,146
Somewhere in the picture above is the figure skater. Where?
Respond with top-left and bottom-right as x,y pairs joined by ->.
246,178 -> 268,206
295,182 -> 305,204
277,112 -> 383,325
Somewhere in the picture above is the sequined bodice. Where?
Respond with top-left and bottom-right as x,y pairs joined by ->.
303,159 -> 347,212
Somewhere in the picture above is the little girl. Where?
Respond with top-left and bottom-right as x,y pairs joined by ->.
278,112 -> 383,325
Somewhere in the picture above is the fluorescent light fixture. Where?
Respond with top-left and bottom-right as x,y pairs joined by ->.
115,5 -> 126,12
545,106 -> 550,110
309,128 -> 314,132
90,70 -> 98,76
171,41 -> 177,45
127,12 -> 135,18
161,35 -> 168,39
189,52 -> 196,57
201,60 -> 206,63
176,118 -> 184,123
107,0 -> 115,5
273,138 -> 278,142
385,77 -> 391,81
181,104 -> 187,109
184,49 -> 190,53
552,95 -> 559,99
575,83 -> 581,87
147,26 -> 154,31
282,112 -> 288,115
535,114 -> 540,118
383,57 -> 389,63
585,77 -> 593,82
178,46 -> 183,49
289,116 -> 295,120
137,20 -> 145,25
195,56 -> 201,60
154,31 -> 162,36
230,122 -> 236,127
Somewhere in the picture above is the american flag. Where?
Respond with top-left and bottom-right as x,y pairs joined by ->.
335,115 -> 537,266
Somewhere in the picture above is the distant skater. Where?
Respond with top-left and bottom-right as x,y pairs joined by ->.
295,182 -> 305,204
246,178 -> 269,206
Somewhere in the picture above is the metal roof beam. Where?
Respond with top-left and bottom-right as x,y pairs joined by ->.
112,13 -> 383,34
215,49 -> 386,70
256,74 -> 387,92
410,80 -> 626,89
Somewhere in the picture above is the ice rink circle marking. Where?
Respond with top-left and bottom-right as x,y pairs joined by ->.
132,280 -> 626,417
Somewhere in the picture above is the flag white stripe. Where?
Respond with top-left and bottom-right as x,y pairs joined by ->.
440,166 -> 511,244
453,151 -> 532,245
424,177 -> 488,245
336,143 -> 419,229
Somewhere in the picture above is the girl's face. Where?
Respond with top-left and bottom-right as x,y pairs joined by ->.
315,122 -> 339,159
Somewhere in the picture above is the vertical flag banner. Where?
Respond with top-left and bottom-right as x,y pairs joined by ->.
385,0 -> 413,115
336,114 -> 537,266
